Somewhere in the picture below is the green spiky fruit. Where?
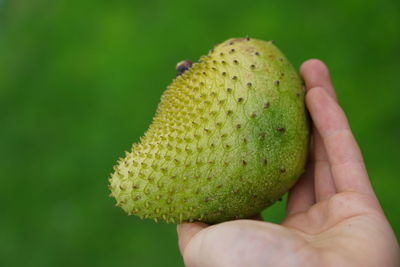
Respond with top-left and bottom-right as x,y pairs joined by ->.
109,37 -> 309,224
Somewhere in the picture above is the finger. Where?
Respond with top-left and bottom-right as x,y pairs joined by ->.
313,129 -> 336,201
286,155 -> 315,216
300,59 -> 337,100
182,220 -> 304,267
301,59 -> 337,201
177,222 -> 207,255
306,87 -> 374,195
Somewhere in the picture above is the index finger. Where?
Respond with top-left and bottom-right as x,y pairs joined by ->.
306,87 -> 374,196
300,59 -> 337,100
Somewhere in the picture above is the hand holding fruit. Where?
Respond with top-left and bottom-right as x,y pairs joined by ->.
107,38 -> 399,266
176,59 -> 400,267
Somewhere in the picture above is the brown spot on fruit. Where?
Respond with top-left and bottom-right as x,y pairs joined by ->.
176,60 -> 193,76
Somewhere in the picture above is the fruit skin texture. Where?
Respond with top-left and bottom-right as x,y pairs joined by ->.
109,38 -> 310,224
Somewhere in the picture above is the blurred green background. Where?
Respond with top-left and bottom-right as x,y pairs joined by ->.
1,0 -> 399,266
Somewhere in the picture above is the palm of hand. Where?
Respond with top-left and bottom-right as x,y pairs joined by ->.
177,60 -> 399,267
281,191 -> 388,266
179,192 -> 391,267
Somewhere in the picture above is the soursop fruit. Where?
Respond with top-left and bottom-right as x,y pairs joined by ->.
109,37 -> 309,224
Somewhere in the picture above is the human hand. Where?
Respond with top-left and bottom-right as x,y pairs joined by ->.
176,59 -> 400,267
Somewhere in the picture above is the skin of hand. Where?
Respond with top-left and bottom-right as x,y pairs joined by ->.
176,59 -> 400,267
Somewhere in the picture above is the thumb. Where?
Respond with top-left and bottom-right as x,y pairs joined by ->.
177,222 -> 208,255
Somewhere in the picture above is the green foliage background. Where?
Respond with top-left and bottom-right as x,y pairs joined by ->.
1,0 -> 399,266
